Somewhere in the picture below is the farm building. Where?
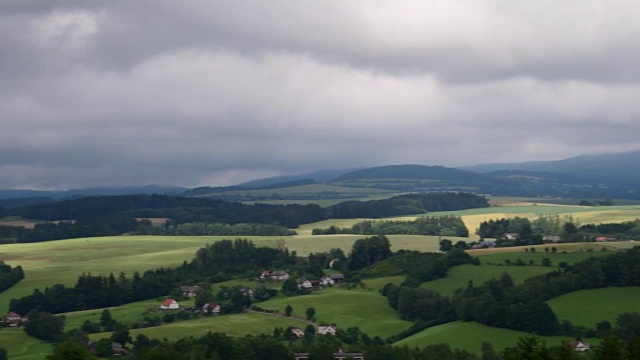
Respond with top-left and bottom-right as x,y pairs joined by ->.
161,299 -> 179,309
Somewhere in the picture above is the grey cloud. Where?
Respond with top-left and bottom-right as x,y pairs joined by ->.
3,1 -> 640,189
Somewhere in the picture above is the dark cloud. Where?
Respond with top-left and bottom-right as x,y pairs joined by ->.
2,1 -> 640,189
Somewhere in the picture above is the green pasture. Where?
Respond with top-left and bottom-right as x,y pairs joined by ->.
422,246 -> 627,296
88,312 -> 310,342
421,264 -> 555,296
64,298 -> 196,330
258,288 -> 412,338
0,328 -> 51,360
549,287 -> 640,328
394,321 -> 596,354
0,235 -> 286,314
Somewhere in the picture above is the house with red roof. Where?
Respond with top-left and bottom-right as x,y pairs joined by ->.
160,299 -> 179,309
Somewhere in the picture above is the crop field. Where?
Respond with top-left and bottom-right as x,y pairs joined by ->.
549,287 -> 640,328
394,321 -> 597,354
256,287 -> 413,338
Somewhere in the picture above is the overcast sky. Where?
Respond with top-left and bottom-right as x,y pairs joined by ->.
3,1 -> 640,189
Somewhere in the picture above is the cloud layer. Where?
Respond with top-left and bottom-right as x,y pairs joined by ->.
3,1 -> 640,189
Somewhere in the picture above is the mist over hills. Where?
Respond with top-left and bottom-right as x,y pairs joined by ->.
2,150 -> 640,203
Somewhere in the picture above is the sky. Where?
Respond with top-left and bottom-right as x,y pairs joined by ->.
3,1 -> 640,189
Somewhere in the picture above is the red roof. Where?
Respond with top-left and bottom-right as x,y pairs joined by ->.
5,312 -> 21,319
162,299 -> 176,306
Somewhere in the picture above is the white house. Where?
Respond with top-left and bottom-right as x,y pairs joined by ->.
320,276 -> 335,286
161,299 -> 179,309
318,325 -> 337,335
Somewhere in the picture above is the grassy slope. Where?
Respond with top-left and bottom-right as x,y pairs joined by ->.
422,245 -> 620,296
394,321 -> 596,353
0,235 -> 288,314
0,329 -> 51,360
549,287 -> 640,328
88,312 -> 312,341
256,288 -> 412,338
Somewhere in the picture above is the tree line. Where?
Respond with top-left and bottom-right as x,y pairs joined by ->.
312,215 -> 469,237
330,193 -> 489,218
477,215 -> 640,245
0,261 -> 24,293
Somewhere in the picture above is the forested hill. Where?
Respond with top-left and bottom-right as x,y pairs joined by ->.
8,195 -> 327,228
333,165 -> 493,182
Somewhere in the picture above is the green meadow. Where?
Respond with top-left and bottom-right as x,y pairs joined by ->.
421,264 -> 555,296
0,329 -> 51,360
549,287 -> 640,328
255,287 -> 413,338
88,312 -> 312,342
394,321 -> 596,353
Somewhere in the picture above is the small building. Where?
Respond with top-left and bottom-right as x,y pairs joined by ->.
202,303 -> 221,315
269,270 -> 290,281
298,279 -> 313,289
4,312 -> 23,327
291,327 -> 305,338
329,273 -> 345,283
318,325 -> 337,335
320,276 -> 335,286
502,233 -> 520,241
161,299 -> 180,310
180,285 -> 202,297
570,340 -> 591,352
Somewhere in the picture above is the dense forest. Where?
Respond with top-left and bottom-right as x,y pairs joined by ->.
331,193 -> 489,218
0,194 -> 327,243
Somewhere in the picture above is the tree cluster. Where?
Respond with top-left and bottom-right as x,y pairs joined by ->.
0,261 -> 24,293
331,193 -> 489,219
347,235 -> 393,270
313,215 -> 469,237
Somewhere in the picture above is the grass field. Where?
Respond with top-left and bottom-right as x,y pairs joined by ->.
394,321 -> 597,353
549,287 -> 640,328
0,328 -> 51,360
88,312 -> 312,342
0,236 -> 283,314
421,245 -> 620,296
256,287 -> 413,338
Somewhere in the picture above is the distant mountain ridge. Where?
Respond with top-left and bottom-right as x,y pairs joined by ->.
461,150 -> 640,181
3,150 -> 640,202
